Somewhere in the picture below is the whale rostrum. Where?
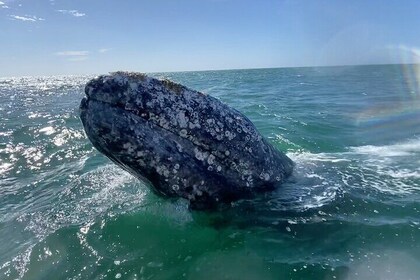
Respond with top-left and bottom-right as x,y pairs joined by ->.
80,72 -> 294,209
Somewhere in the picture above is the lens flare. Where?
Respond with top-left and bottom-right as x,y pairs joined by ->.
356,47 -> 420,142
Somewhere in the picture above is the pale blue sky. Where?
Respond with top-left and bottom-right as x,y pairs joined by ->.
0,0 -> 419,77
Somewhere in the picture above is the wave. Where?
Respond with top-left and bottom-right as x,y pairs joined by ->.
1,164 -> 148,278
349,137 -> 420,157
285,137 -> 420,202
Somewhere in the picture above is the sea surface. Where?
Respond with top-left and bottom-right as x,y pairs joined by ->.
0,65 -> 419,280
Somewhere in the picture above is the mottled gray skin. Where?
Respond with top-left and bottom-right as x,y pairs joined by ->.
80,72 -> 294,209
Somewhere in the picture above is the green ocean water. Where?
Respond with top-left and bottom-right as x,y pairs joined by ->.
0,64 -> 419,279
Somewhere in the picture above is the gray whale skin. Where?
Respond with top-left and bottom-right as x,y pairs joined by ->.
80,72 -> 294,209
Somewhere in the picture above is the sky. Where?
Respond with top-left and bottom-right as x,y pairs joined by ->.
0,0 -> 419,77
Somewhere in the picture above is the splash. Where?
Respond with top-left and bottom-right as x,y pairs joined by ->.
288,137 -> 420,198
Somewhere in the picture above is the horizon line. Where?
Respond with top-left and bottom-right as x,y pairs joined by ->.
1,62 -> 418,79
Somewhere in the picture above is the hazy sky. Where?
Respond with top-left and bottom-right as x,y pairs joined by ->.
0,0 -> 419,77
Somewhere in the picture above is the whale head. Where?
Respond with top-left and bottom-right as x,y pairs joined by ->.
80,72 -> 293,209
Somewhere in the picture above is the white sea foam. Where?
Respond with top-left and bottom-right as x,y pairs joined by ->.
279,152 -> 345,210
349,137 -> 420,157
0,162 -> 13,175
285,137 -> 420,202
4,164 -> 147,277
19,164 -> 144,238
384,169 -> 420,179
288,151 -> 350,164
38,126 -> 56,135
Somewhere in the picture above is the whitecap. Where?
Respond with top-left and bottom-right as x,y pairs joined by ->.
38,126 -> 56,135
349,137 -> 420,157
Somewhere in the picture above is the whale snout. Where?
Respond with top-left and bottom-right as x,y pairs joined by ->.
79,96 -> 88,111
82,72 -> 165,123
84,74 -> 133,108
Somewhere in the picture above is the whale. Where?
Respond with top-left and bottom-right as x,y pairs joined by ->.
79,72 -> 294,209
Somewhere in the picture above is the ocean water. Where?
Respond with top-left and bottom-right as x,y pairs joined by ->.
0,64 -> 419,280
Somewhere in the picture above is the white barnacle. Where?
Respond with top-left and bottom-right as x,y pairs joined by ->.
179,129 -> 188,137
123,142 -> 135,154
174,163 -> 180,169
163,169 -> 170,177
225,150 -> 230,156
189,121 -> 201,129
194,148 -> 207,161
159,118 -> 170,129
172,185 -> 179,191
225,131 -> 235,140
259,172 -> 270,181
114,75 -> 126,86
129,82 -> 138,91
245,146 -> 253,153
217,166 -> 222,172
155,165 -> 170,177
207,154 -> 215,165
175,142 -> 183,152
177,111 -> 188,128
